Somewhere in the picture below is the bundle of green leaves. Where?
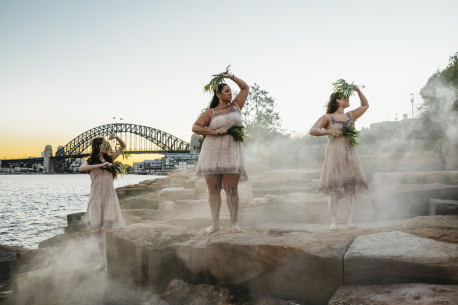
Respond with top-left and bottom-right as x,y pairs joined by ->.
113,161 -> 128,176
204,65 -> 231,93
332,79 -> 354,99
341,122 -> 360,147
227,124 -> 245,142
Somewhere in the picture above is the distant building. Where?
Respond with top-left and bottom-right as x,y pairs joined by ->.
42,145 -> 53,173
133,153 -> 198,174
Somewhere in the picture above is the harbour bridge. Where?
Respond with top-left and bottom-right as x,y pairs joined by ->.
1,123 -> 194,173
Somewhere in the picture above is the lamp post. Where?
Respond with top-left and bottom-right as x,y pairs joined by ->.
410,93 -> 414,118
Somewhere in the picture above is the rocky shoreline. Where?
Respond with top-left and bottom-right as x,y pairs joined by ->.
1,153 -> 458,304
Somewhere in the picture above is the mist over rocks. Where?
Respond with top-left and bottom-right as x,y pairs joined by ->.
5,122 -> 458,305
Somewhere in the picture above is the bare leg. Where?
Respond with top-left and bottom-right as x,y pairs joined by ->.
93,231 -> 107,270
328,193 -> 337,230
205,175 -> 222,234
347,194 -> 356,228
223,174 -> 241,233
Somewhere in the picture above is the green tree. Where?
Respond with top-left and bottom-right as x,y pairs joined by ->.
241,83 -> 283,142
418,51 -> 458,149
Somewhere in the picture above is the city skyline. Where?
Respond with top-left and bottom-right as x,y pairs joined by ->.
1,0 -> 457,159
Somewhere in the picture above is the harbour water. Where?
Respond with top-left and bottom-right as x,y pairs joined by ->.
0,174 -> 160,249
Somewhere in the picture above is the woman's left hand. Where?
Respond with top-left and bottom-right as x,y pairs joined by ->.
221,73 -> 234,79
108,134 -> 117,140
352,84 -> 361,91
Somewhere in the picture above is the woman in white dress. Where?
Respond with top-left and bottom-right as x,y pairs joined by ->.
79,134 -> 125,269
310,85 -> 369,229
192,72 -> 249,234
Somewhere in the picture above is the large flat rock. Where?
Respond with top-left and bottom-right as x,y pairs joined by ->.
107,222 -> 352,305
329,283 -> 458,305
344,231 -> 458,285
107,216 -> 458,305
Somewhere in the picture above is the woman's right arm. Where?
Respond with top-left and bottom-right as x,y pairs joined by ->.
309,115 -> 342,137
78,162 -> 110,172
192,109 -> 221,136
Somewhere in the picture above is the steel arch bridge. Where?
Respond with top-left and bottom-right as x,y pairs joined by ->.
55,123 -> 190,172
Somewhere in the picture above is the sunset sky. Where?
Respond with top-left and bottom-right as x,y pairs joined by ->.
1,0 -> 457,161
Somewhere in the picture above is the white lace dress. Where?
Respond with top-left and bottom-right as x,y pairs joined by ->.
319,113 -> 367,198
196,103 -> 248,180
83,160 -> 123,232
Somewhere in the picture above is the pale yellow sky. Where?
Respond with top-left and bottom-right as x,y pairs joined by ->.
1,0 -> 457,160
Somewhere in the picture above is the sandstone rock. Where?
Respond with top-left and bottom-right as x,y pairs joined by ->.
195,179 -> 208,193
250,169 -> 321,197
64,212 -> 89,233
0,245 -> 21,282
161,279 -> 303,305
373,171 -> 458,185
108,222 -> 354,305
107,216 -> 458,305
183,179 -> 195,189
344,231 -> 458,285
245,192 -> 372,225
166,170 -> 195,186
120,192 -> 159,210
122,185 -> 154,197
430,199 -> 458,215
372,184 -> 458,221
253,180 -> 320,197
174,199 -> 208,214
329,283 -> 458,305
15,264 -> 107,305
255,169 -> 321,183
122,209 -> 163,224
360,151 -> 442,174
158,187 -> 195,204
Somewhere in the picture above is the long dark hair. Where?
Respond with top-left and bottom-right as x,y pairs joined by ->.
87,137 -> 117,179
209,83 -> 228,108
326,92 -> 341,114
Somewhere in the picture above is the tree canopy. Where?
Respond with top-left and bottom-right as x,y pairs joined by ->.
241,83 -> 284,142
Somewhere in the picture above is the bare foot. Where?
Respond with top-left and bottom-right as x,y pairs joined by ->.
232,223 -> 241,233
329,223 -> 337,230
347,222 -> 356,228
205,225 -> 219,235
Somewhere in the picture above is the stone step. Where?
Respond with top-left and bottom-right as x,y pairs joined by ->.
344,231 -> 458,285
430,198 -> 458,216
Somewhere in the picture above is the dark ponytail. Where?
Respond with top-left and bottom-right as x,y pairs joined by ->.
209,83 -> 228,108
326,92 -> 341,114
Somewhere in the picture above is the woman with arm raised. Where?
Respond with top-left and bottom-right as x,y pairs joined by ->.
192,72 -> 249,234
310,85 -> 368,229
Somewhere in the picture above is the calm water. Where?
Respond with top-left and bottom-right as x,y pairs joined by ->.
0,174 -> 161,249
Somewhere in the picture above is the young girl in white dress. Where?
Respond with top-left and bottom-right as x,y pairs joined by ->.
79,134 -> 125,269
